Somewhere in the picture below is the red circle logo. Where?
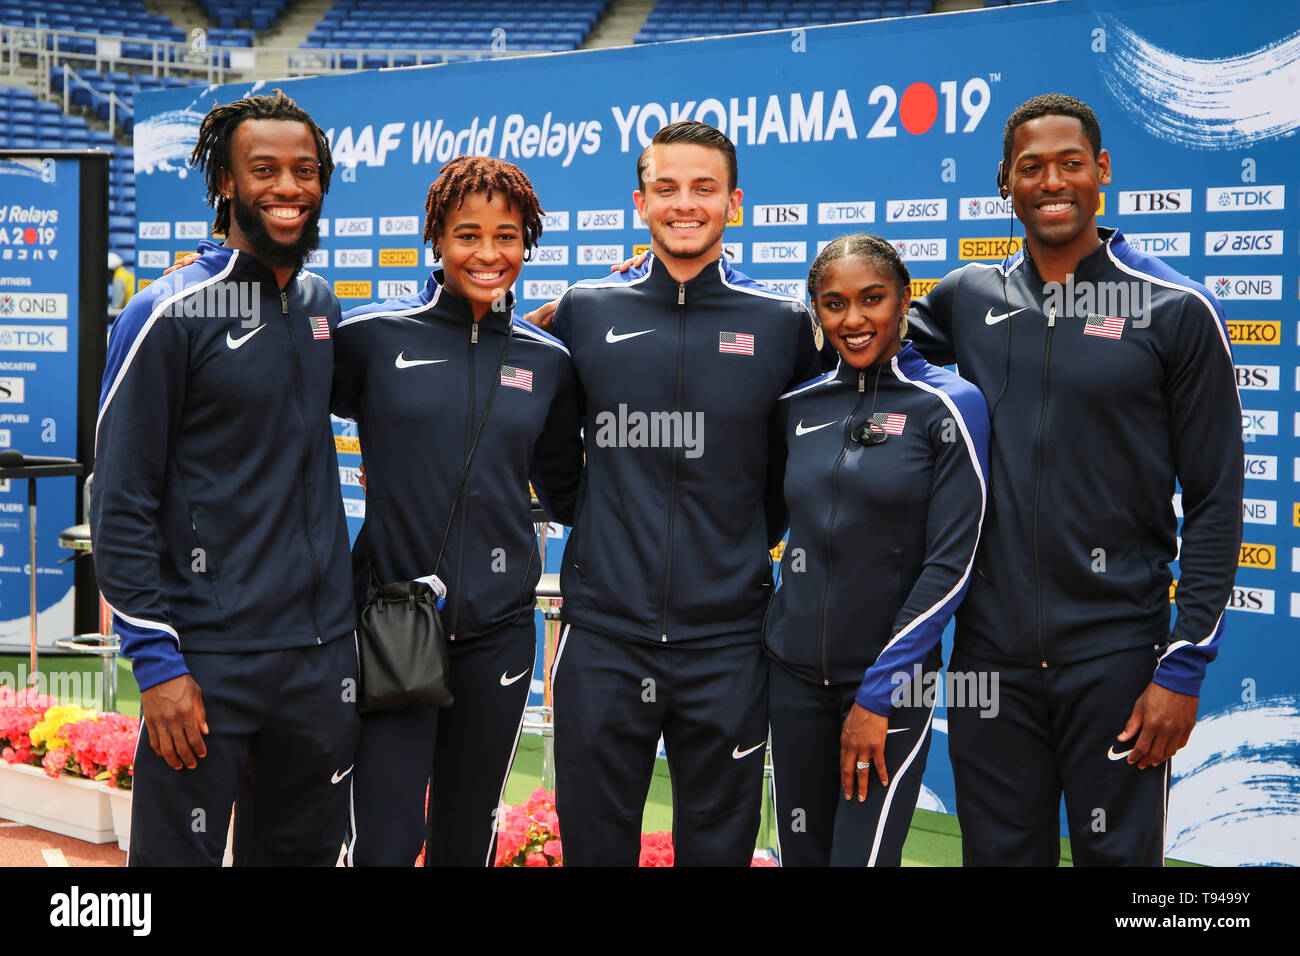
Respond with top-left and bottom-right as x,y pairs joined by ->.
899,82 -> 939,135
23,228 -> 37,244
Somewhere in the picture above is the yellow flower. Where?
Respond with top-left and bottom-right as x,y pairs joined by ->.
29,705 -> 97,751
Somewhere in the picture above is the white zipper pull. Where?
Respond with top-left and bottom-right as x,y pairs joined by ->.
678,283 -> 685,306
858,370 -> 865,392
471,322 -> 478,344
1047,305 -> 1056,327
280,291 -> 288,315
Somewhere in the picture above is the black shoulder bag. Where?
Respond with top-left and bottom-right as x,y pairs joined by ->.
356,320 -> 515,714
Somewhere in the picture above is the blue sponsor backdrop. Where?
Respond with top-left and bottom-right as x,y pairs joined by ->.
130,0 -> 1300,864
0,157 -> 80,653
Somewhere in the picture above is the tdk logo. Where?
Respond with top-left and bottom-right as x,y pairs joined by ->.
0,326 -> 67,351
1207,275 -> 1282,300
1242,410 -> 1279,436
959,196 -> 1014,221
1207,186 -> 1284,211
541,211 -> 569,232
891,238 -> 948,261
1243,454 -> 1276,480
1227,586 -> 1273,614
532,245 -> 569,266
887,199 -> 946,222
1234,364 -> 1278,390
753,241 -> 807,263
1125,233 -> 1189,257
817,201 -> 875,224
760,278 -> 807,299
1118,189 -> 1191,214
753,204 -> 807,226
1205,231 -> 1282,256
578,209 -> 624,230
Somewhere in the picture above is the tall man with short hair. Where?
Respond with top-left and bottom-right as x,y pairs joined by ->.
909,94 -> 1243,865
547,121 -> 824,865
92,91 -> 359,865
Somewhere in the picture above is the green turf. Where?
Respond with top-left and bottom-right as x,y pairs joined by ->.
5,653 -> 1194,865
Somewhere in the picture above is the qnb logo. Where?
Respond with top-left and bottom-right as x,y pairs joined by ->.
579,244 -> 623,265
891,238 -> 947,261
49,886 -> 152,936
959,196 -> 1014,221
1207,185 -> 1285,211
592,404 -> 704,460
1207,275 -> 1282,300
865,77 -> 994,139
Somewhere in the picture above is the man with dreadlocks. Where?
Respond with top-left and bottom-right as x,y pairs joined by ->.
91,90 -> 359,866
332,155 -> 581,866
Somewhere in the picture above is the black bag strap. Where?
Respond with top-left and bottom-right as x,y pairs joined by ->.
430,316 -> 516,582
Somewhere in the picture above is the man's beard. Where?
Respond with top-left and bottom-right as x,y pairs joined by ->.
229,185 -> 321,270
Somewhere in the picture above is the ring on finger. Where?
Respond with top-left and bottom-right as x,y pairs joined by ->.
855,760 -> 870,771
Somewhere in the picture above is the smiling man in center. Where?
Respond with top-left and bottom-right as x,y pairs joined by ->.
544,120 -> 826,865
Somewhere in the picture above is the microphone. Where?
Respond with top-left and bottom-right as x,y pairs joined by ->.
0,450 -> 79,467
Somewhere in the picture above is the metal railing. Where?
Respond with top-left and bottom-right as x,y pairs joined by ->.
59,63 -> 133,132
2,21 -> 524,91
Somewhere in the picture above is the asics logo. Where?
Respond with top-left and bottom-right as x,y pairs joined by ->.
331,765 -> 353,784
732,742 -> 765,759
499,669 -> 529,686
795,419 -> 836,437
984,307 -> 1027,326
606,327 -> 654,344
395,352 -> 447,369
226,325 -> 267,349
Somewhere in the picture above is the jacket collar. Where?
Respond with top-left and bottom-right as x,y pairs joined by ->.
421,269 -> 515,329
831,340 -> 924,386
634,252 -> 732,296
1019,226 -> 1125,282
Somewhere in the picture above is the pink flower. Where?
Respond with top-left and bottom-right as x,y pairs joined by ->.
543,839 -> 563,863
524,851 -> 548,867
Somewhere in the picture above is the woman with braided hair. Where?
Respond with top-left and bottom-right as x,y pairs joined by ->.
332,156 -> 582,866
763,233 -> 990,866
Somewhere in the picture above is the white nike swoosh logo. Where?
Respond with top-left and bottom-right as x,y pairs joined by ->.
331,765 -> 353,784
226,324 -> 267,349
500,669 -> 529,686
887,727 -> 908,734
795,419 -> 836,436
1106,745 -> 1132,761
732,742 -> 765,759
606,327 -> 654,344
984,307 -> 1027,326
395,352 -> 448,369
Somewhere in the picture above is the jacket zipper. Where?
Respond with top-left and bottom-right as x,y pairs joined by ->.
657,282 -> 687,642
281,289 -> 323,644
451,320 -> 480,640
1031,304 -> 1056,668
820,369 -> 869,683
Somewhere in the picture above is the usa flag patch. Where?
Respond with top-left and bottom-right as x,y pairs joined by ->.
870,412 -> 907,435
309,315 -> 330,340
719,331 -> 755,355
501,365 -> 533,392
1083,313 -> 1125,340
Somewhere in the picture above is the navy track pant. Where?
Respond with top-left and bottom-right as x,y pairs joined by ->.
552,624 -> 768,866
768,649 -> 939,867
947,644 -> 1170,866
345,618 -> 536,867
129,637 -> 360,867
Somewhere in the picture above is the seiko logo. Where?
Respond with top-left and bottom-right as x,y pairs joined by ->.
1118,189 -> 1191,214
1206,185 -> 1285,212
817,201 -> 875,224
1227,321 -> 1280,345
1233,364 -> 1278,390
1238,543 -> 1275,569
1205,230 -> 1282,256
1125,232 -> 1190,257
753,203 -> 807,225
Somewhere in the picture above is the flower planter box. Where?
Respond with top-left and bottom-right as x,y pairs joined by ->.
107,785 -> 132,852
0,761 -> 116,844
